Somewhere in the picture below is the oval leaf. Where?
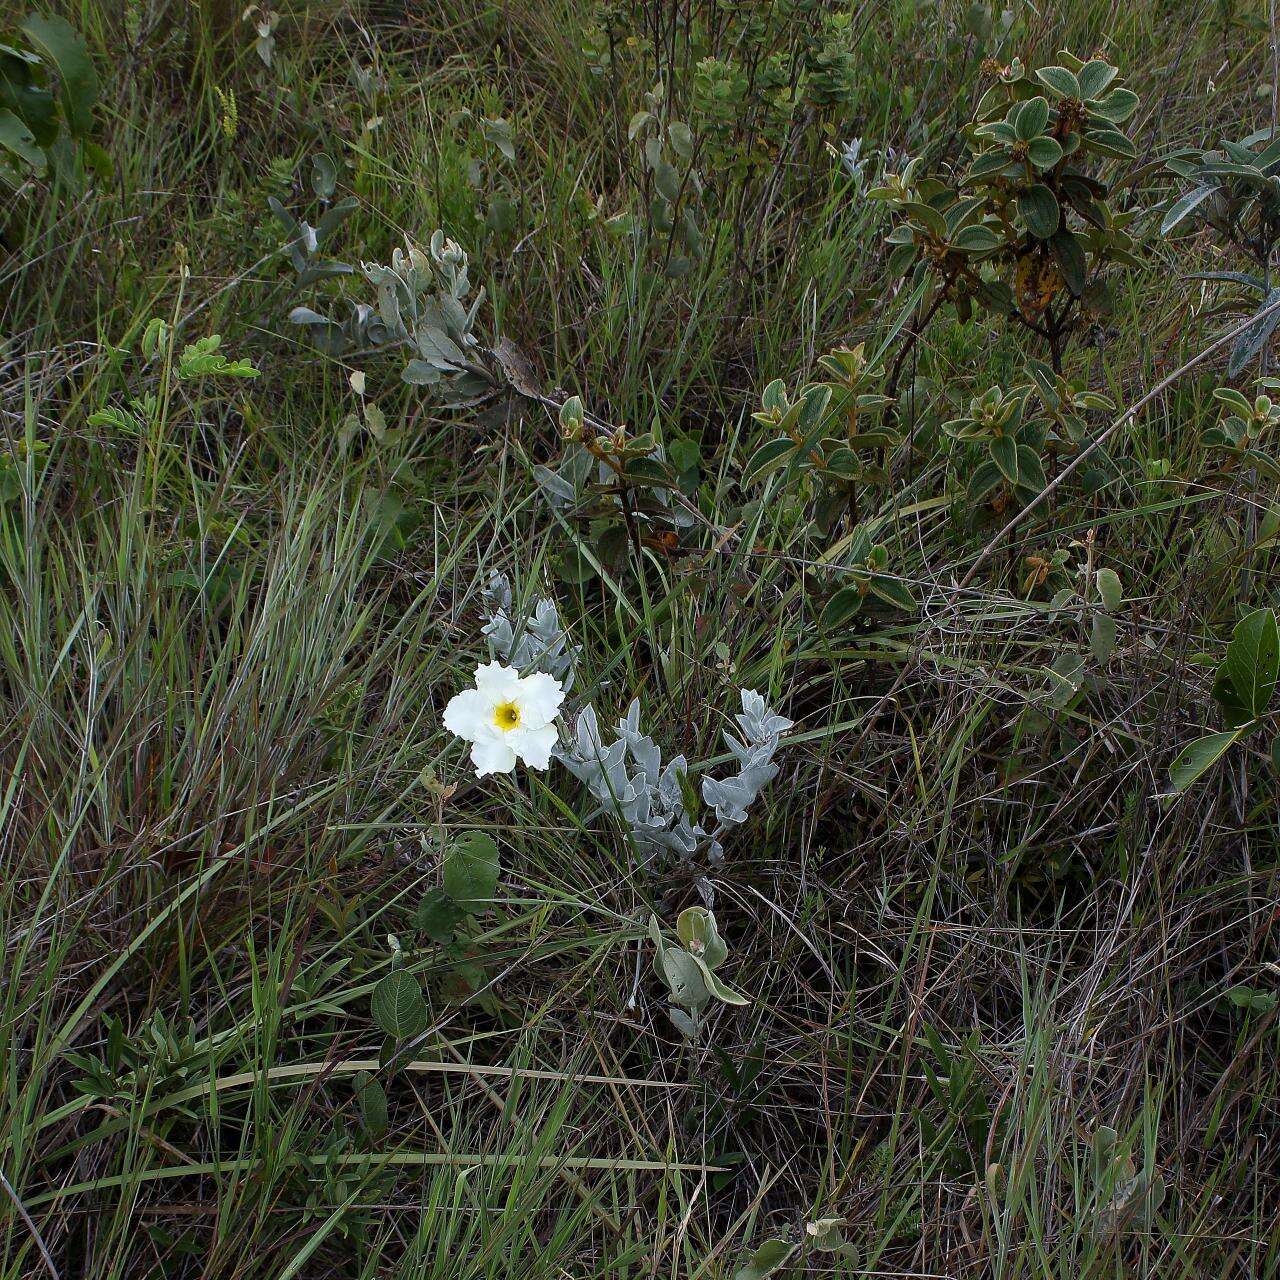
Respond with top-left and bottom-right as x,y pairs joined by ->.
443,832 -> 500,912
1170,729 -> 1245,791
354,1071 -> 388,1137
1036,65 -> 1081,99
735,1239 -> 797,1280
821,584 -> 864,630
1222,607 -> 1279,719
1096,567 -> 1123,611
370,970 -> 428,1040
989,435 -> 1020,484
1018,184 -> 1060,239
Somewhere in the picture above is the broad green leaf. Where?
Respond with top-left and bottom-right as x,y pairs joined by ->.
1213,665 -> 1254,727
19,13 -> 98,138
1015,445 -> 1047,493
1036,65 -> 1081,99
1090,87 -> 1138,123
1027,135 -> 1063,170
1018,184 -> 1060,238
820,584 -> 864,630
414,888 -> 464,942
744,437 -> 794,484
867,574 -> 917,611
989,435 -> 1019,484
952,223 -> 1001,251
370,970 -> 428,1039
667,435 -> 700,474
967,458 -> 1004,503
1169,728 -> 1244,791
793,383 -> 833,438
1221,607 -> 1279,720
735,1239 -> 797,1280
1090,613 -> 1117,663
1013,96 -> 1049,141
442,832 -> 500,912
0,106 -> 43,170
1085,126 -> 1137,159
1050,228 -> 1086,295
1076,60 -> 1119,99
1096,568 -> 1122,611
1226,985 -> 1278,1014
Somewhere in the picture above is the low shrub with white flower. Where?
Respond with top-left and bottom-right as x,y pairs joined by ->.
437,574 -> 792,1040
443,573 -> 793,876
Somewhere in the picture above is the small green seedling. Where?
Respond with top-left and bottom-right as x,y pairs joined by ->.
1087,1124 -> 1166,1235
650,906 -> 748,1039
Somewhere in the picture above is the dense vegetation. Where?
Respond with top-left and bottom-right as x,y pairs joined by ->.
2,1 -> 1279,1276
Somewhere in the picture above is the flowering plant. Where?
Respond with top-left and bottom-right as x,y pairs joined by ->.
443,574 -> 792,869
443,662 -> 564,777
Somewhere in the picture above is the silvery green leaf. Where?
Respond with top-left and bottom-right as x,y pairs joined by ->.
288,306 -> 332,327
738,689 -> 794,738
268,196 -> 299,234
533,465 -> 577,506
296,259 -> 354,287
657,757 -> 686,807
676,906 -> 728,969
617,705 -> 662,779
401,360 -> 441,385
668,1007 -> 699,1038
691,955 -> 749,1005
702,775 -> 754,824
659,947 -> 710,1010
415,325 -> 467,369
375,280 -> 404,335
310,151 -> 338,199
315,197 -> 358,245
480,116 -> 515,160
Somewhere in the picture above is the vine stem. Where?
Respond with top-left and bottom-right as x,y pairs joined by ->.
956,292 -> 1280,590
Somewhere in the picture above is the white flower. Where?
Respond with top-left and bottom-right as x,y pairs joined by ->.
443,661 -> 565,777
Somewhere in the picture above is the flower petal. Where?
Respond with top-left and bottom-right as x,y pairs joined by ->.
470,734 -> 518,776
514,671 -> 565,729
474,661 -> 522,700
508,722 -> 558,770
443,688 -> 493,741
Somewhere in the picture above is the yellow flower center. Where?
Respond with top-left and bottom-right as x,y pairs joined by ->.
492,701 -> 521,731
